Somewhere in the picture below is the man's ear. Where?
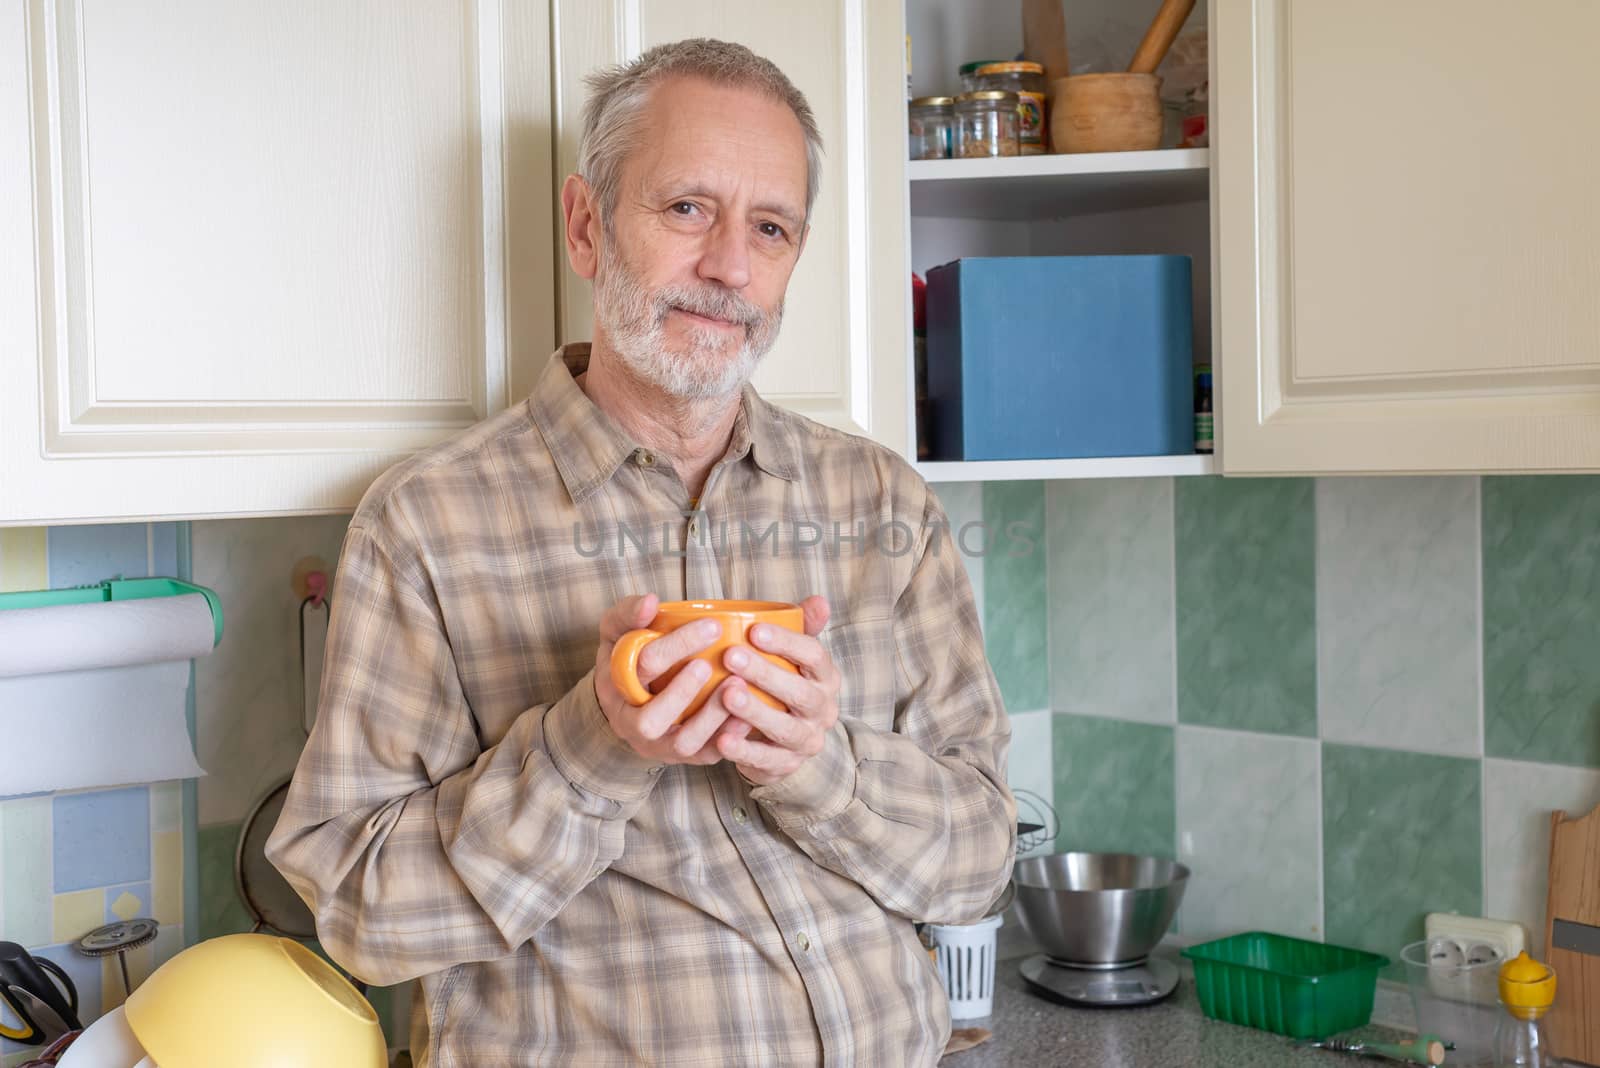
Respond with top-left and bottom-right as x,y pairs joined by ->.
562,174 -> 601,280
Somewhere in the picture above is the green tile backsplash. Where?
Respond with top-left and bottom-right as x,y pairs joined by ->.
970,472 -> 1598,964
1322,743 -> 1482,969
198,821 -> 254,941
1176,478 -> 1317,737
1051,714 -> 1175,859
1483,476 -> 1600,768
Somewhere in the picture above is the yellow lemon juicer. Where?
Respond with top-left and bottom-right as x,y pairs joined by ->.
1495,951 -> 1559,1068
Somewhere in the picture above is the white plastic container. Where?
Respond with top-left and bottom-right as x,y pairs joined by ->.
927,913 -> 1004,1019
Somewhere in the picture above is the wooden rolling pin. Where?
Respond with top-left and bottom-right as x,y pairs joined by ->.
1128,0 -> 1196,74
1022,0 -> 1070,86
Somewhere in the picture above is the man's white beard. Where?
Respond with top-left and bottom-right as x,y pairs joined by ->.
592,242 -> 784,402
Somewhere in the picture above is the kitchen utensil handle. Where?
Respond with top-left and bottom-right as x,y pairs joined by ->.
30,957 -> 77,1020
5,987 -> 72,1046
1128,0 -> 1196,73
1365,1036 -> 1446,1065
0,992 -> 33,1042
1295,1035 -> 1447,1065
0,965 -> 61,1042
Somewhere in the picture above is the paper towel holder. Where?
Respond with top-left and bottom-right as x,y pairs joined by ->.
0,577 -> 223,648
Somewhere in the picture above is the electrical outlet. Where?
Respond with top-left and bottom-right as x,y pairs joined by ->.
1424,912 -> 1527,964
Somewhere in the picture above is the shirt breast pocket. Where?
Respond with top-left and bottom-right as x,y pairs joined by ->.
820,616 -> 897,731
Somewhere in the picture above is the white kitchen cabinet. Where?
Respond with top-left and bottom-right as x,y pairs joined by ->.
0,0 -> 558,524
1215,0 -> 1600,474
551,0 -> 911,456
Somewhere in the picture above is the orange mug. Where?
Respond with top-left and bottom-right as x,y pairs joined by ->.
609,599 -> 803,722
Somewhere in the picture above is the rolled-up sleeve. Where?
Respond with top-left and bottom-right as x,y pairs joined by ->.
265,520 -> 661,986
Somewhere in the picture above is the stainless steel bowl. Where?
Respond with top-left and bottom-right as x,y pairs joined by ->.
1011,852 -> 1190,968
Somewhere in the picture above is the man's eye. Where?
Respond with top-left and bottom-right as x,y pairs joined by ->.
758,222 -> 787,239
670,202 -> 700,216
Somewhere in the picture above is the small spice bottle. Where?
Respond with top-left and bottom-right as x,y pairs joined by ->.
955,91 -> 1020,158
975,61 -> 1048,154
907,96 -> 956,160
1193,365 -> 1213,454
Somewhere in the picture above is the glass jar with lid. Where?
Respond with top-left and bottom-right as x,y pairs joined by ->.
958,59 -> 1006,93
955,90 -> 1020,158
907,96 -> 956,160
975,61 -> 1048,154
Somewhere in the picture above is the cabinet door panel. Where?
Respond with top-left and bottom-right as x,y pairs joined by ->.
0,0 -> 555,523
1216,0 -> 1600,474
552,0 -> 910,454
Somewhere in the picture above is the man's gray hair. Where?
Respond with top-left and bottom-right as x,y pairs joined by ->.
579,38 -> 824,229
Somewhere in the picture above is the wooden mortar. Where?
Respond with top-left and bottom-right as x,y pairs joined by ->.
1050,73 -> 1163,153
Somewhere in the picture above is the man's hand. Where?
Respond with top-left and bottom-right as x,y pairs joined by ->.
713,595 -> 841,786
593,593 -> 754,766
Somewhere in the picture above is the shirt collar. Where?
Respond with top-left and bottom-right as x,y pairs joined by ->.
733,380 -> 802,484
528,344 -> 801,505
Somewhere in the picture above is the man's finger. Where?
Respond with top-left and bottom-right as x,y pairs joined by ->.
600,593 -> 659,643
718,732 -> 787,775
723,648 -> 822,716
666,677 -> 739,758
636,619 -> 724,682
800,595 -> 830,637
635,657 -> 711,741
744,623 -> 825,674
716,716 -> 754,746
721,682 -> 807,748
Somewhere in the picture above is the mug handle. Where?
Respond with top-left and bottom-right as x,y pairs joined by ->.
609,628 -> 664,707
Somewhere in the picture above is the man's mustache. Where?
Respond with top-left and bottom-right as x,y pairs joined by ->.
654,285 -> 765,329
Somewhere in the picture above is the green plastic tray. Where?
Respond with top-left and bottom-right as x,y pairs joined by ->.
1181,931 -> 1389,1040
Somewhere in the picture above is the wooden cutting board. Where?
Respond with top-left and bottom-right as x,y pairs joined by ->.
1546,801 -> 1600,1065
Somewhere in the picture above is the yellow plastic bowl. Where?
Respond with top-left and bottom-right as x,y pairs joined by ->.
124,934 -> 386,1068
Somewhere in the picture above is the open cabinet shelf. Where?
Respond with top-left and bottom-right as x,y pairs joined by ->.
915,453 -> 1215,483
909,148 -> 1209,220
903,0 -> 1216,479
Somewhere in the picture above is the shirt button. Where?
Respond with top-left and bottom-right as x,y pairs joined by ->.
796,931 -> 812,953
636,450 -> 655,466
688,519 -> 699,536
732,805 -> 748,824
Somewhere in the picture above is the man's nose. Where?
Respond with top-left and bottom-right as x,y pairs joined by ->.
696,217 -> 751,291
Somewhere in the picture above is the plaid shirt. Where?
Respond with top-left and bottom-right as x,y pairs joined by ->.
267,346 -> 1015,1067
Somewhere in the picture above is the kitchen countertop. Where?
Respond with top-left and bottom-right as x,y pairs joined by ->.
941,949 -> 1411,1068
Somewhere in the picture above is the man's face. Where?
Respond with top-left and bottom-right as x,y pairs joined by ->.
592,76 -> 810,401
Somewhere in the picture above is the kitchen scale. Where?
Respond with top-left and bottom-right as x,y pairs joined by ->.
1019,953 -> 1180,1008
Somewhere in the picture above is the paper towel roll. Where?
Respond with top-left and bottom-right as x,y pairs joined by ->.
0,660 -> 206,795
0,594 -> 216,678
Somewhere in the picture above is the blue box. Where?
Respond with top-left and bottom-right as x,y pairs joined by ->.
925,256 -> 1195,461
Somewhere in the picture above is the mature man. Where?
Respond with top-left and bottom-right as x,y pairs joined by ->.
268,38 -> 1014,1067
